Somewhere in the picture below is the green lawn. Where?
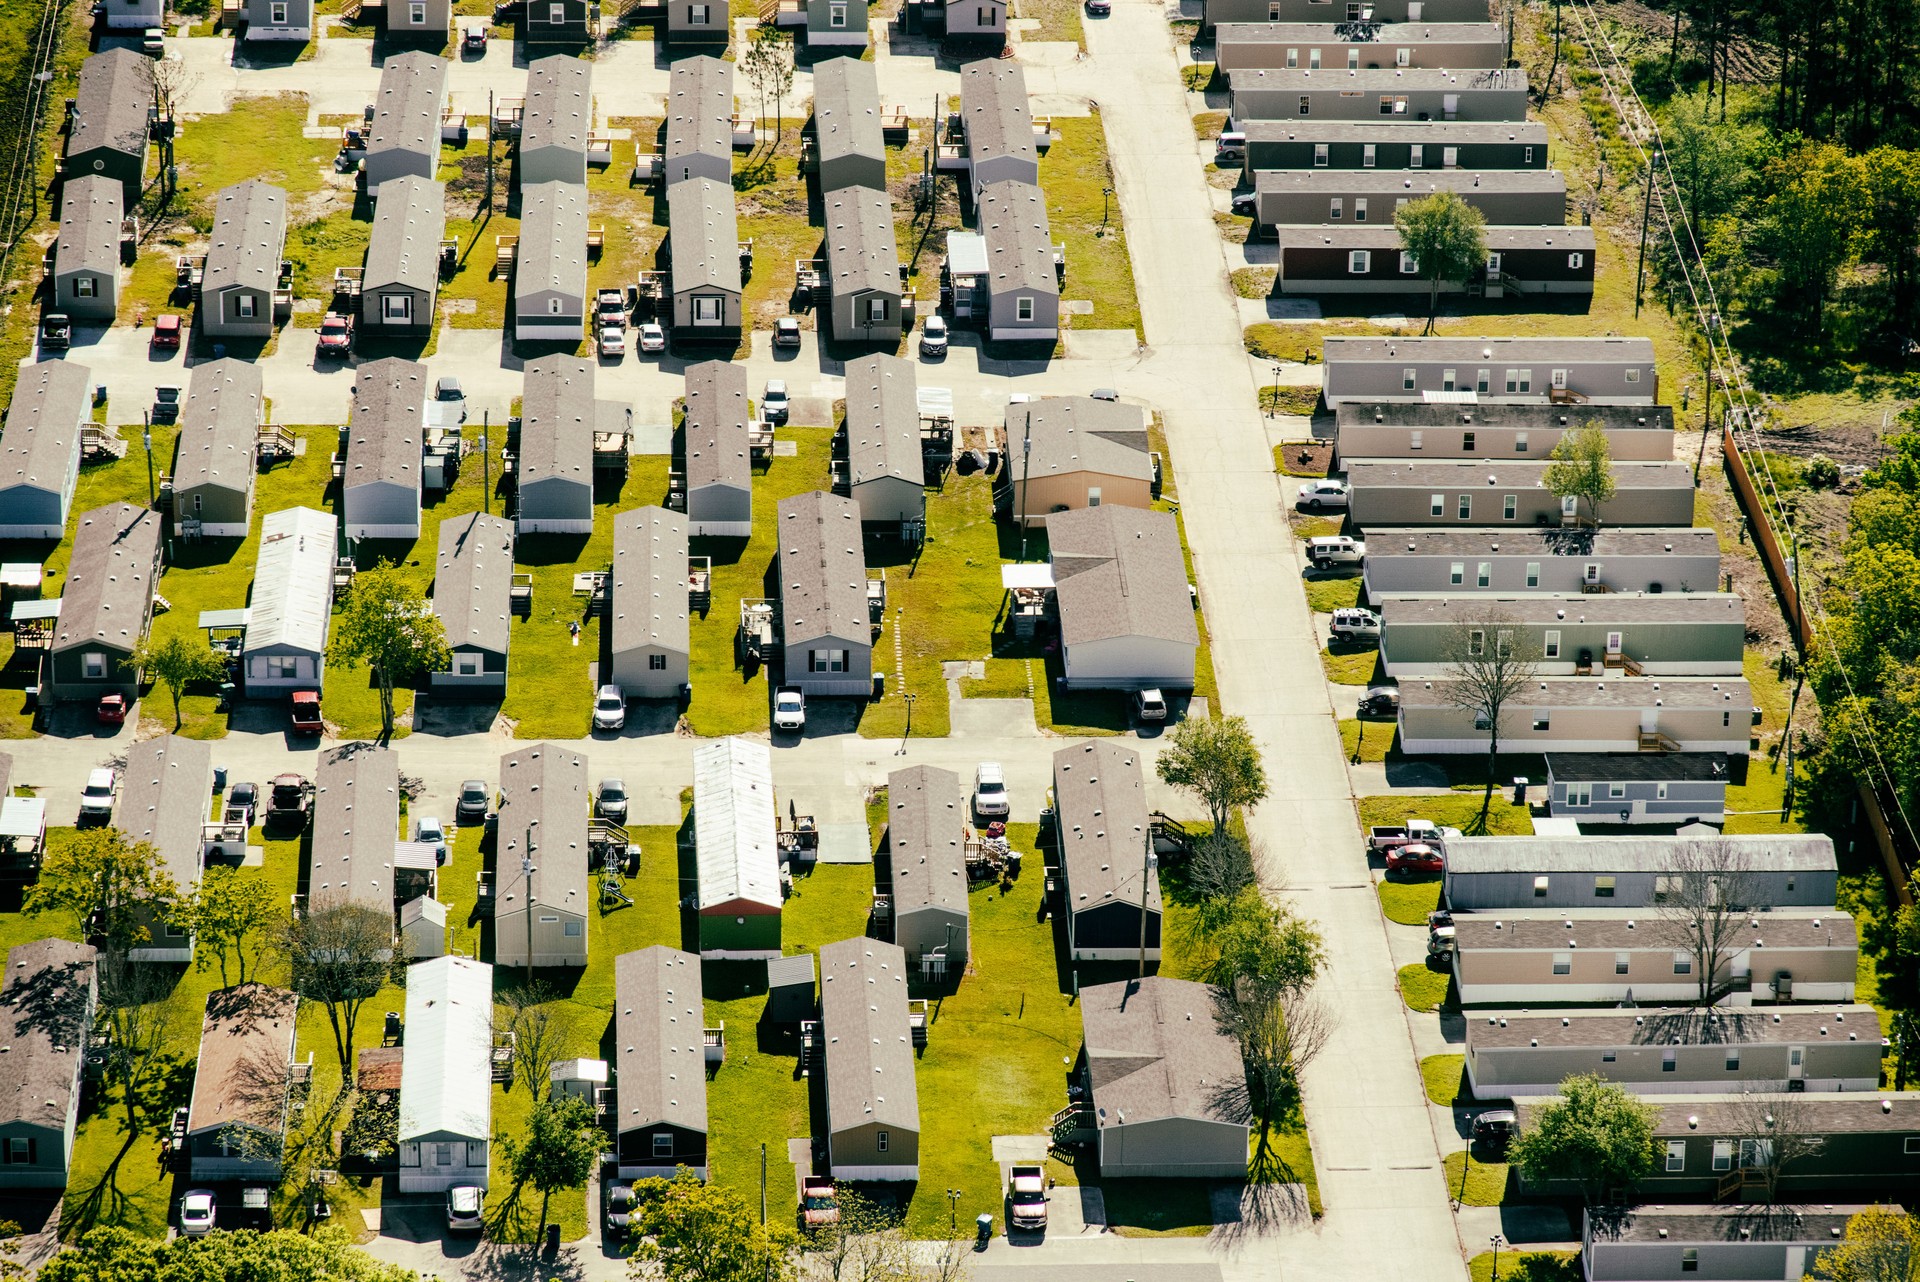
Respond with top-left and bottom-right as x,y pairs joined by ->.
1291,515 -> 1345,541
1723,649 -> 1807,835
1322,647 -> 1381,686
1377,877 -> 1439,926
1397,962 -> 1450,1013
1260,385 -> 1320,416
1303,577 -> 1361,614
1041,115 -> 1142,339
1442,1149 -> 1509,1207
1356,793 -> 1533,838
1340,718 -> 1392,763
1420,1053 -> 1464,1107
1231,268 -> 1276,301
1467,1248 -> 1582,1282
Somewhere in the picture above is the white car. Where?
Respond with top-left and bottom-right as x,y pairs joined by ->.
1297,478 -> 1350,511
973,762 -> 1009,818
446,1184 -> 484,1233
593,684 -> 626,733
79,767 -> 116,823
763,379 -> 790,425
598,325 -> 626,359
773,686 -> 806,732
180,1189 -> 217,1237
919,315 -> 949,358
638,323 -> 667,353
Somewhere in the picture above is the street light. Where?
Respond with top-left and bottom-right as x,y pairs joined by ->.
1100,186 -> 1113,230
1489,1234 -> 1503,1281
898,691 -> 917,755
946,1188 -> 962,1233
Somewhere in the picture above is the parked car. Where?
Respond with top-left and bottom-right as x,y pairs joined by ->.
637,322 -> 667,354
596,778 -> 629,824
762,379 -> 790,425
455,779 -> 491,825
150,314 -> 183,351
461,23 -> 489,51
316,311 -> 354,357
1084,0 -> 1109,12
1133,688 -> 1168,722
79,768 -> 116,824
227,781 -> 258,827
39,313 -> 70,351
151,384 -> 183,425
415,816 -> 447,864
773,685 -> 806,732
1473,1109 -> 1518,1156
446,1184 -> 485,1233
973,762 -> 1009,818
179,1190 -> 217,1237
596,287 -> 627,332
141,27 -> 165,54
1230,191 -> 1256,216
1090,387 -> 1120,402
1307,535 -> 1366,569
919,315 -> 948,359
606,1181 -> 636,1237
268,773 -> 315,821
800,1176 -> 840,1231
598,325 -> 627,360
290,690 -> 323,735
1366,818 -> 1459,853
1328,607 -> 1381,642
96,693 -> 127,726
774,316 -> 803,349
1007,1165 -> 1049,1230
1357,684 -> 1400,718
1296,478 -> 1350,511
1214,131 -> 1247,165
1385,842 -> 1445,875
593,685 -> 627,733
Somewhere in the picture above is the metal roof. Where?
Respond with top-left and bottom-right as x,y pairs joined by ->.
494,743 -> 591,918
1230,64 -> 1529,92
1452,908 -> 1856,953
1011,396 -> 1152,481
1051,740 -> 1161,914
612,505 -> 690,659
820,938 -> 919,1135
1049,505 -> 1198,649
1345,457 -> 1691,489
614,946 -> 708,1137
843,354 -> 918,490
398,956 -> 494,1142
958,58 -> 1035,170
366,52 -> 449,169
1362,526 -> 1711,559
0,939 -> 94,1131
365,174 -> 446,293
348,357 -> 427,492
1379,591 -> 1743,627
519,355 -> 594,488
767,952 -> 814,990
666,178 -> 742,295
886,765 -> 967,917
1079,976 -> 1243,1128
53,502 -> 161,655
1242,119 -> 1548,144
825,187 -> 899,298
1470,1004 -> 1881,1051
116,734 -> 213,890
70,50 -> 151,163
54,174 -> 122,278
433,512 -> 514,657
1,361 -> 91,498
203,181 -> 288,296
516,180 -> 589,304
1541,752 -> 1732,784
777,490 -> 868,648
977,180 -> 1055,295
664,55 -> 732,166
1400,674 -> 1753,711
1324,335 -> 1656,364
310,746 -> 402,913
187,983 -> 298,1137
810,57 -> 884,172
692,737 -> 780,912
522,55 -> 593,156
1444,831 -> 1834,876
683,360 -> 751,494
945,230 -> 988,276
246,506 -> 337,656
172,359 -> 263,497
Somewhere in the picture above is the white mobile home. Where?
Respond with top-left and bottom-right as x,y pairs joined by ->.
243,506 -> 336,696
397,956 -> 494,1193
693,738 -> 781,958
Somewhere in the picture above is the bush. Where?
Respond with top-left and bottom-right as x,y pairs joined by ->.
342,1090 -> 398,1162
1805,453 -> 1841,488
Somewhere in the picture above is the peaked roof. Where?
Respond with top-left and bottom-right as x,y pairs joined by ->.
843,354 -> 919,489
0,939 -> 95,1131
347,357 -> 427,491
612,505 -> 690,659
1079,976 -> 1242,1129
811,57 -> 884,169
520,355 -> 595,487
55,174 -> 123,278
53,501 -> 161,655
958,58 -> 1035,169
433,512 -> 514,656
366,52 -> 449,163
1051,739 -> 1160,915
116,734 -> 214,890
1048,505 -> 1198,648
1012,396 -> 1151,481
886,765 -> 967,916
309,745 -> 402,913
187,983 -> 298,1136
820,937 -> 919,1134
203,181 -> 288,295
778,490 -> 867,647
172,358 -> 263,497
693,737 -> 780,912
494,743 -> 591,916
365,174 -> 447,293
665,55 -> 733,161
70,50 -> 152,161
978,179 -> 1055,295
683,361 -> 751,492
1,361 -> 92,497
1443,831 -> 1835,875
516,180 -> 589,301
398,956 -> 494,1141
614,946 -> 709,1136
825,186 -> 899,298
246,506 -> 336,655
667,178 -> 742,294
523,55 -> 593,154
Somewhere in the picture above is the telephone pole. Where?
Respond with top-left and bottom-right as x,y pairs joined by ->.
1634,153 -> 1658,317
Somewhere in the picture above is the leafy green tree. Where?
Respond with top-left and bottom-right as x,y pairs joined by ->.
187,866 -> 278,987
326,562 -> 450,742
1393,191 -> 1486,332
1663,92 -> 1753,231
1154,714 -> 1268,834
1865,427 -> 1920,491
1543,424 -> 1617,529
279,902 -> 401,1079
1759,143 -> 1865,338
26,828 -> 180,960
1201,887 -> 1326,1004
1849,487 -> 1920,556
1812,1204 -> 1920,1282
631,1169 -> 800,1282
1509,1075 -> 1659,1204
130,634 -> 228,730
42,1224 -> 418,1282
502,1094 -> 602,1246
1862,146 -> 1920,330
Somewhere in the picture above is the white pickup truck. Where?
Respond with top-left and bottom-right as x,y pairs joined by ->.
1007,1165 -> 1048,1232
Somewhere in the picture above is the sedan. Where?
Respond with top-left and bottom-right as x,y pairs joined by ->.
1296,478 -> 1350,511
593,685 -> 627,733
447,1184 -> 485,1233
1357,685 -> 1400,718
180,1189 -> 217,1237
1385,842 -> 1445,875
1085,0 -> 1110,12
455,779 -> 492,825
638,322 -> 667,353
597,778 -> 629,824
763,379 -> 790,425
1230,191 -> 1257,216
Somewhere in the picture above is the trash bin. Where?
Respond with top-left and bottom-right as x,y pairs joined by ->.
871,672 -> 886,700
214,766 -> 229,793
1511,777 -> 1528,805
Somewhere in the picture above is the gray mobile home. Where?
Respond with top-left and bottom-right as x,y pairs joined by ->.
0,940 -> 95,1190
820,938 -> 919,1180
1216,21 -> 1505,71
242,506 -> 336,696
614,947 -> 709,1179
975,180 -> 1059,341
1243,119 -> 1548,174
958,60 -> 1039,196
777,490 -> 872,697
1322,335 -> 1658,405
1335,401 -> 1677,463
517,356 -> 598,534
200,181 -> 289,341
309,744 -> 403,916
0,360 -> 91,539
1049,505 -> 1198,692
493,744 -> 590,969
1467,1008 -> 1885,1099
1359,528 -> 1717,598
364,53 -> 448,188
119,735 -> 214,963
1344,459 -> 1697,529
1007,395 -> 1153,526
666,179 -> 743,336
883,765 -> 968,978
1543,753 -> 1735,826
66,51 -> 151,203
53,175 -> 122,323
940,0 -> 1005,36
683,361 -> 752,536
343,357 -> 427,541
1076,977 -> 1248,1178
665,56 -> 734,187
397,956 -> 493,1193
810,58 -> 886,192
171,358 -> 264,538
693,738 -> 781,958
362,175 -> 445,336
665,0 -> 727,42
387,0 -> 453,39
1229,66 -> 1528,124
1278,223 -> 1593,297
524,0 -> 592,41
1397,674 -> 1756,756
520,56 -> 592,187
47,503 -> 162,703
1582,1203 -> 1875,1282
609,506 -> 691,699
823,186 -> 902,343
842,354 -> 923,525
1255,167 -> 1566,228
513,181 -> 589,342
241,0 -> 313,40
1053,741 -> 1161,963
1440,832 -> 1838,912
1203,0 -> 1490,30
431,513 -> 513,694
1377,591 -> 1747,678
185,985 -> 298,1182
802,0 -> 869,45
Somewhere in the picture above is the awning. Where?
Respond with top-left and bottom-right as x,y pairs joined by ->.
0,797 -> 46,840
1001,564 -> 1055,591
198,608 -> 252,630
393,842 -> 441,870
9,600 -> 59,623
917,385 -> 955,421
1422,389 -> 1480,404
945,230 -> 988,276
0,564 -> 41,590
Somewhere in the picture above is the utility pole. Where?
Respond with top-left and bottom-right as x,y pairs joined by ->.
482,411 -> 490,513
1136,834 -> 1153,978
142,413 -> 154,508
485,90 -> 496,213
1634,153 -> 1657,317
522,819 -> 538,983
1016,416 -> 1033,560
1693,314 -> 1719,482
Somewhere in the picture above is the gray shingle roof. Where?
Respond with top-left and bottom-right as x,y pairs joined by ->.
521,355 -> 595,487
434,512 -> 514,657
1230,65 -> 1529,93
187,983 -> 298,1134
1628,1092 -> 1920,1138
1345,458 -> 1691,489
1364,527 -> 1712,559
843,354 -> 918,489
1012,396 -> 1151,481
55,174 -> 122,278
958,58 -> 1035,169
1541,753 -> 1733,785
1,361 -> 91,496
1379,591 -> 1742,627
203,181 -> 288,296
810,57 -> 884,173
1257,167 -> 1566,199
1400,674 -> 1753,711
310,745 -> 402,912
495,743 -> 590,916
365,175 -> 446,293
825,187 -> 898,298
70,50 -> 151,164
977,180 -> 1055,296
366,52 -> 448,170
1452,908 -> 1856,953
1338,402 -> 1674,432
1470,1004 -> 1881,1051
665,55 -> 732,166
1079,976 -> 1242,1129
116,734 -> 213,890
1589,1205 -> 1867,1247
1049,505 -> 1199,649
886,765 -> 966,916
172,358 -> 263,496
820,938 -> 919,1135
523,55 -> 592,155
1220,19 -> 1502,43
683,361 -> 750,494
1443,830 -> 1833,875
1243,119 -> 1548,145
53,502 -> 160,654
347,357 -> 427,491
777,490 -> 868,647
1282,223 -> 1594,253
1324,335 -> 1656,364
667,178 -> 742,294
1052,740 -> 1160,914
612,505 -> 690,659
516,180 -> 589,304
614,946 -> 708,1137
0,939 -> 95,1131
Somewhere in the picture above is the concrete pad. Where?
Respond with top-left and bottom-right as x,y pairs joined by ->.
360,1208 -> 382,1231
814,820 -> 872,864
948,693 -> 1041,740
631,420 -> 673,454
1061,329 -> 1142,363
990,1135 -> 1049,1164
241,845 -> 265,866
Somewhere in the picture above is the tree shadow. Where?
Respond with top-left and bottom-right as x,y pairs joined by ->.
59,1131 -> 139,1239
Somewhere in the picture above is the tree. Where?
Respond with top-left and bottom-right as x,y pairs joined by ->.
1663,93 -> 1754,232
1201,887 -> 1326,1009
1813,1204 -> 1920,1282
497,984 -> 574,1100
326,562 -> 449,742
1439,610 -> 1539,830
502,1094 -> 601,1246
1543,424 -> 1618,529
1154,714 -> 1268,833
26,827 -> 180,962
1393,191 -> 1486,333
43,1224 -> 418,1282
130,634 -> 227,730
280,902 -> 401,1079
1653,839 -> 1760,1005
1758,143 -> 1865,339
1726,1090 -> 1826,1205
808,1191 -> 912,1282
186,866 -> 277,987
631,1169 -> 799,1282
740,27 -> 795,146
1508,1074 -> 1659,1205
95,956 -> 182,1136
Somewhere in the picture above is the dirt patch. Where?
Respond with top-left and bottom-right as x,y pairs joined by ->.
447,153 -> 491,198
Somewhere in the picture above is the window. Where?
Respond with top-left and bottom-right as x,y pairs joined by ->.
1710,1143 -> 1732,1173
865,298 -> 888,322
1505,368 -> 1532,393
1626,367 -> 1643,384
1663,1142 -> 1687,1172
1299,96 -> 1311,116
649,653 -> 667,671
233,294 -> 257,320
1409,144 -> 1424,167
1567,783 -> 1591,806
1473,712 -> 1491,730
1442,146 -> 1458,168
1906,1137 -> 1920,1156
74,277 -> 96,298
1657,782 -> 1669,800
1495,629 -> 1513,658
467,1140 -> 486,1165
693,296 -> 723,323
1348,250 -> 1371,273
1361,143 -> 1375,167
1467,629 -> 1485,657
1456,494 -> 1471,520
810,649 -> 848,673
266,655 -> 299,679
1551,953 -> 1571,975
4,1138 -> 30,1165
382,294 -> 411,321
1016,296 -> 1034,321
1601,1049 -> 1616,1062
1329,198 -> 1344,220
1396,46 -> 1409,66
1285,48 -> 1298,66
1409,429 -> 1423,450
1315,143 -> 1330,166
1523,145 -> 1534,163
270,0 -> 286,20
876,1131 -> 890,1152
1525,561 -> 1540,587
1725,1052 -> 1741,1071
456,654 -> 479,676
1308,47 -> 1321,68
1616,952 -> 1631,975
1673,952 -> 1693,974
1430,493 -> 1444,516
1353,198 -> 1368,222
1347,47 -> 1358,68
1594,876 -> 1616,898
1662,1048 -> 1678,1072
1399,251 -> 1418,274
1682,1250 -> 1699,1274
1531,715 -> 1549,731
1449,561 -> 1464,586
1476,561 -> 1490,587
1380,95 -> 1408,115
548,298 -> 563,315
1515,431 -> 1530,452
564,919 -> 583,937
1607,783 -> 1625,799
1475,368 -> 1490,393
409,0 -> 424,20
1532,876 -> 1549,897
1462,431 -> 1476,452
82,652 -> 107,679
1543,630 -> 1560,659
1568,252 -> 1585,269
1723,710 -> 1732,728
654,1133 -> 673,1157
436,1143 -> 455,1167
1402,367 -> 1417,389
1087,486 -> 1102,507
1655,875 -> 1680,903
549,2 -> 565,20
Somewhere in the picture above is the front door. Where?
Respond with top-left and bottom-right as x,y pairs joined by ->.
1605,631 -> 1623,657
1788,1046 -> 1805,1079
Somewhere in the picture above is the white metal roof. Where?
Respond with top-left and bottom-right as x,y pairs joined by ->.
0,797 -> 44,840
1000,564 -> 1054,590
398,955 -> 493,1142
692,738 -> 781,912
247,506 -> 336,655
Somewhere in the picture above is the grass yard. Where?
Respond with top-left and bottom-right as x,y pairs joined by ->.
1290,514 -> 1345,541
1420,1053 -> 1463,1107
1270,436 -> 1330,472
1231,267 -> 1276,300
1322,647 -> 1381,685
960,656 -> 1035,701
1340,718 -> 1392,763
1015,0 -> 1086,46
438,133 -> 521,332
1302,576 -> 1361,614
1722,650 -> 1807,836
1377,876 -> 1439,926
1467,1249 -> 1582,1282
1040,114 -> 1141,339
1442,1149 -> 1509,1207
1356,792 -> 1532,838
1396,961 -> 1450,1013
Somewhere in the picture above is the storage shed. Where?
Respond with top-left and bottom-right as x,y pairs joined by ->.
185,984 -> 298,1183
200,181 -> 288,341
1052,740 -> 1160,962
0,360 -> 91,539
170,359 -> 263,539
810,58 -> 886,192
0,939 -> 95,1191
431,512 -> 514,694
309,745 -> 402,917
493,744 -> 591,970
682,361 -> 752,536
613,946 -> 710,1179
520,56 -> 593,187
513,180 -> 589,342
47,502 -> 163,704
820,938 -> 919,1180
609,505 -> 690,699
364,53 -> 449,188
242,506 -> 336,696
665,56 -> 734,187
52,175 -> 122,323
883,765 -> 968,980
397,956 -> 493,1193
777,491 -> 872,697
400,894 -> 447,959
343,357 -> 427,540
693,738 -> 781,959
842,353 -> 922,525
1048,505 -> 1198,693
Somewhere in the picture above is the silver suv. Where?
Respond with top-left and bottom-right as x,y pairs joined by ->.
1329,607 -> 1382,642
1307,535 -> 1366,569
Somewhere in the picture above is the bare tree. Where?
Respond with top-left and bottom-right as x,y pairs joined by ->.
1727,1091 -> 1826,1205
96,957 -> 181,1136
1653,839 -> 1760,1006
143,53 -> 200,121
918,1231 -> 974,1282
497,983 -> 574,1099
279,902 -> 402,1081
1440,609 -> 1540,831
1210,987 -> 1335,1177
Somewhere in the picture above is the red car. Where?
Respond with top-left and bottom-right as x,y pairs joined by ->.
317,312 -> 354,358
95,693 -> 127,726
150,314 -> 182,351
1385,842 -> 1445,875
